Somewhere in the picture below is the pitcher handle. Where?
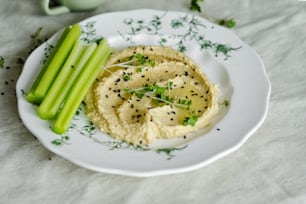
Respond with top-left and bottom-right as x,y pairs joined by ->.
41,0 -> 70,15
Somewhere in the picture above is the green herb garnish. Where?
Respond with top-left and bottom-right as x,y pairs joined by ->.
104,53 -> 155,71
218,18 -> 236,28
124,82 -> 200,126
136,67 -> 143,73
31,27 -> 43,40
222,99 -> 230,107
190,0 -> 204,12
183,114 -> 199,126
123,74 -> 131,81
0,56 -> 5,68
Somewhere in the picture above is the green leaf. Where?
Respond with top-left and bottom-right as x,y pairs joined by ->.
183,115 -> 198,126
190,0 -> 204,12
123,74 -> 131,81
0,56 -> 4,68
218,18 -> 236,28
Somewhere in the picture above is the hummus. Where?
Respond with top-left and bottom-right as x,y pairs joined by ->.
85,46 -> 219,145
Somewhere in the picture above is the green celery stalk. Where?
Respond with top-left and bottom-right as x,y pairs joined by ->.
37,40 -> 91,119
26,27 -> 71,104
52,39 -> 112,134
38,42 -> 97,120
32,24 -> 81,103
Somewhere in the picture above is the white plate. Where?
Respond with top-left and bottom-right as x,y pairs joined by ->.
16,9 -> 271,177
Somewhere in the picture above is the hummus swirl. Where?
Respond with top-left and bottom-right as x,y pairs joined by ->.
85,46 -> 219,145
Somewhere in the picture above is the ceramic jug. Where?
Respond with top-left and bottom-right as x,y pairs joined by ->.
41,0 -> 105,15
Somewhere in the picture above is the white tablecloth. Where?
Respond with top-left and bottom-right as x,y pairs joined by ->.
1,0 -> 306,203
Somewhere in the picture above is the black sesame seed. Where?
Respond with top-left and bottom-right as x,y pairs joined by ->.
115,78 -> 120,83
105,95 -> 109,98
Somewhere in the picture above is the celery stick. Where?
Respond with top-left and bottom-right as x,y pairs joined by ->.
26,27 -> 71,104
52,39 -> 112,134
37,40 -> 87,119
37,42 -> 97,119
33,24 -> 81,103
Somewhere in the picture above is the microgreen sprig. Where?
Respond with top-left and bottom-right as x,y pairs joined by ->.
183,114 -> 199,126
124,82 -> 174,105
124,82 -> 199,126
104,53 -> 155,71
